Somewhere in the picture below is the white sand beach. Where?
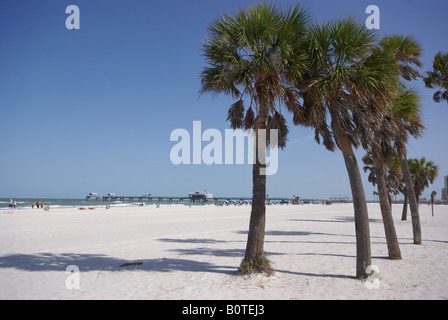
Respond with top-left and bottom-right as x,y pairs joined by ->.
0,203 -> 447,300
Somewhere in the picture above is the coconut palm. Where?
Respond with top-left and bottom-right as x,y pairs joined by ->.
200,4 -> 310,274
408,157 -> 439,205
295,19 -> 398,279
423,51 -> 448,104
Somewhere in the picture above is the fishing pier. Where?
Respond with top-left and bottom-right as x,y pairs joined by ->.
85,194 -> 305,204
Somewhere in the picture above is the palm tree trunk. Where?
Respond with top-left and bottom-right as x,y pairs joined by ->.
401,191 -> 408,221
397,144 -> 422,244
244,141 -> 266,261
337,134 -> 372,279
374,157 -> 402,259
240,117 -> 272,274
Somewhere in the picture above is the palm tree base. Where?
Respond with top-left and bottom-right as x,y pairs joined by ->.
388,253 -> 402,260
238,255 -> 274,276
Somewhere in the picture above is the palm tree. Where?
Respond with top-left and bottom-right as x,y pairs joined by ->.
390,86 -> 425,243
362,148 -> 402,260
431,191 -> 437,217
379,35 -> 426,245
362,151 -> 402,202
200,4 -> 310,274
295,19 -> 398,279
373,191 -> 378,202
423,51 -> 448,104
362,34 -> 425,258
408,157 -> 439,205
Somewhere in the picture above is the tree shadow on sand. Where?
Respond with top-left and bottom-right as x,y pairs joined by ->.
290,216 -> 383,224
0,252 -> 234,274
0,251 -> 353,279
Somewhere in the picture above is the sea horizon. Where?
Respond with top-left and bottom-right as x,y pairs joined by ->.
0,197 -> 193,210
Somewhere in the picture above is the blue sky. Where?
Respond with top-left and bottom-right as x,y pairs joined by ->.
0,0 -> 447,200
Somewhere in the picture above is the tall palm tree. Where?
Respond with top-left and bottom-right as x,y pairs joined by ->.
423,51 -> 448,104
408,157 -> 439,205
360,34 -> 425,258
390,86 -> 425,243
200,4 -> 310,274
295,19 -> 398,279
379,35 -> 425,245
362,149 -> 402,259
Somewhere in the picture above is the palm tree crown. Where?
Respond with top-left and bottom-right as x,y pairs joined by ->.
201,4 -> 311,148
408,157 -> 439,202
424,51 -> 448,104
296,18 -> 398,152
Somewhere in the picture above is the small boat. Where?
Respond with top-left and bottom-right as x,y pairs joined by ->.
189,188 -> 213,200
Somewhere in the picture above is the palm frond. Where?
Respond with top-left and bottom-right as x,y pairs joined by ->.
267,111 -> 289,149
227,99 -> 245,129
244,107 -> 255,130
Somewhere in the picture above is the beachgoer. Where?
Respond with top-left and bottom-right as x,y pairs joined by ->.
36,200 -> 40,208
14,200 -> 17,209
41,202 -> 44,208
9,199 -> 13,209
32,202 -> 35,209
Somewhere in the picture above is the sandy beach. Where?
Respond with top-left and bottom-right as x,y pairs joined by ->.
0,203 -> 447,300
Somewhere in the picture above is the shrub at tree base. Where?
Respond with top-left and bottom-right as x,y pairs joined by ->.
239,255 -> 275,276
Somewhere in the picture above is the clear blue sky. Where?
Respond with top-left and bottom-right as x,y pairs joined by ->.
0,0 -> 447,199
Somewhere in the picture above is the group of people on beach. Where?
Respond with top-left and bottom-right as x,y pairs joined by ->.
32,201 -> 44,209
9,199 -> 17,209
8,199 -> 45,209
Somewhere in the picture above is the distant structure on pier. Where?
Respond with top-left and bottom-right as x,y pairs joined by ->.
329,195 -> 349,203
442,176 -> 448,201
189,188 -> 213,201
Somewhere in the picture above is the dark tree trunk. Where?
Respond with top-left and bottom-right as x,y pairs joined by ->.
397,144 -> 422,244
401,190 -> 408,221
431,198 -> 434,217
374,157 -> 402,260
244,147 -> 266,262
337,134 -> 372,279
240,119 -> 272,274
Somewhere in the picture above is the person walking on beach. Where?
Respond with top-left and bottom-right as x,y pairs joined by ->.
14,200 -> 17,209
36,200 -> 40,208
9,199 -> 13,209
32,202 -> 35,209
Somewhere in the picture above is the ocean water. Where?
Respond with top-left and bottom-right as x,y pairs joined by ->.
0,198 -> 194,210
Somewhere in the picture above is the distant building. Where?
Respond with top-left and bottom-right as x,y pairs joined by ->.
442,176 -> 448,201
